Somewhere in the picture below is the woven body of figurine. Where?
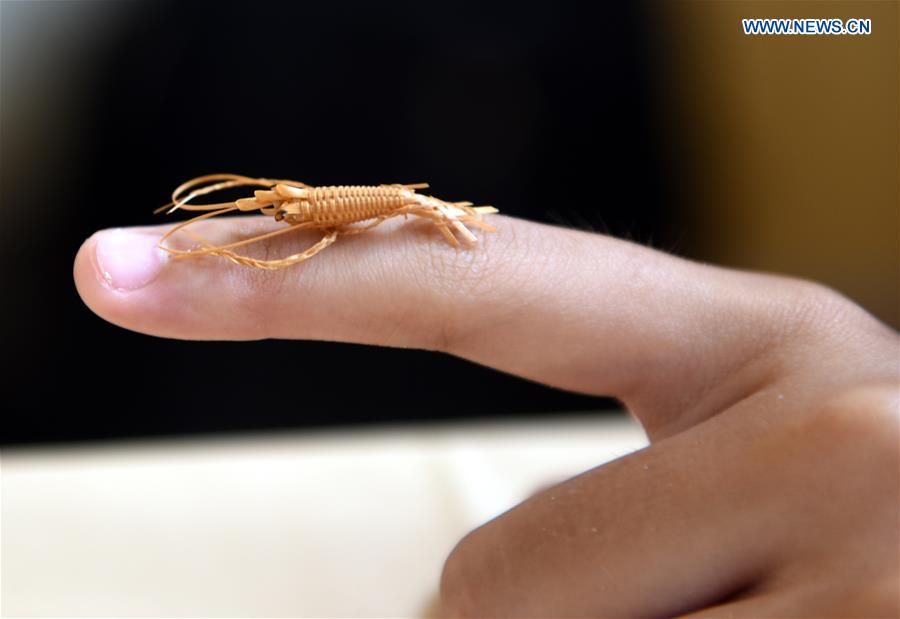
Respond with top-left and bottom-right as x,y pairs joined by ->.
156,174 -> 499,270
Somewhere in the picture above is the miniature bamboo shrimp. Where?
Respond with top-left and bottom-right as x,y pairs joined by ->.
155,173 -> 499,270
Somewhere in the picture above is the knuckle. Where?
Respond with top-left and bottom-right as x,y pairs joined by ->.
855,575 -> 900,616
406,218 -> 554,353
815,383 -> 899,449
782,382 -> 900,507
780,279 -> 890,342
807,574 -> 900,617
757,279 -> 898,388
757,383 -> 899,534
421,227 -> 512,299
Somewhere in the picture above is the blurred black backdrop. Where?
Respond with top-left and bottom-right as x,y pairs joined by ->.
1,1 -> 681,443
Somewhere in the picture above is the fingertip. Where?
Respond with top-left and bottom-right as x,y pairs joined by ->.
74,228 -> 199,339
73,224 -> 275,341
73,231 -> 109,322
74,229 -> 157,332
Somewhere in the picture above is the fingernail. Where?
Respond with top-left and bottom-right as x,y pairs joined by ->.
95,229 -> 167,291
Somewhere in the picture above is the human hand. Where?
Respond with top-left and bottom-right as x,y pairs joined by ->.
73,215 -> 898,617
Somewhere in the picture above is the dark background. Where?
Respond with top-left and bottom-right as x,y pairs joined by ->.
1,1 -> 679,443
7,2 -> 895,445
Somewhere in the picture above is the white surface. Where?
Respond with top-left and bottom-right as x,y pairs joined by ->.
1,415 -> 647,618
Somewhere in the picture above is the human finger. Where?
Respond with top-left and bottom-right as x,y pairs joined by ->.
72,214 -> 881,438
439,408 -> 769,617
439,385 -> 900,617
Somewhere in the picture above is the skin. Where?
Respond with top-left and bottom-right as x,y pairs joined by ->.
74,214 -> 899,617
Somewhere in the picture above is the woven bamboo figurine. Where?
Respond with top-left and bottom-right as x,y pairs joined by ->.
155,173 -> 499,270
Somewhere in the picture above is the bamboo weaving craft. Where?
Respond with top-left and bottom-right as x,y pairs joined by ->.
156,173 -> 499,270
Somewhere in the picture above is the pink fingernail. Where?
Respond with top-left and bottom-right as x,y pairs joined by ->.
95,229 -> 167,291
